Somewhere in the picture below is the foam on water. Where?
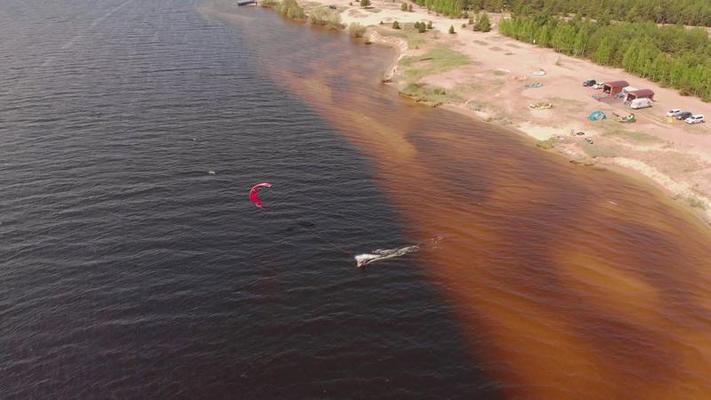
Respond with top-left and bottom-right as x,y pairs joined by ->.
355,236 -> 443,268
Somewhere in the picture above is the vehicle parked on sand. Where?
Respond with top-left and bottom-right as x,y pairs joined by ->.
685,115 -> 705,124
583,79 -> 596,87
592,82 -> 605,89
675,111 -> 693,120
629,98 -> 653,109
666,109 -> 682,117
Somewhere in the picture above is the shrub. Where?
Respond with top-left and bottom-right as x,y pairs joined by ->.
392,20 -> 401,29
449,25 -> 455,34
401,2 -> 407,11
308,6 -> 342,29
277,0 -> 305,19
474,12 -> 491,32
360,0 -> 370,7
348,22 -> 366,37
427,20 -> 433,29
416,21 -> 427,33
408,4 -> 413,11
688,196 -> 708,210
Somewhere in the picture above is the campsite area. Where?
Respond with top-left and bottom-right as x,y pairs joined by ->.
317,0 -> 711,221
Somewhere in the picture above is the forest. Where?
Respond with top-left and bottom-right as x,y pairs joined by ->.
498,15 -> 711,101
411,0 -> 711,26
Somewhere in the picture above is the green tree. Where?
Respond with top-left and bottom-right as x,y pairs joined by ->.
572,27 -> 589,56
622,40 -> 640,72
592,37 -> 614,65
449,25 -> 456,34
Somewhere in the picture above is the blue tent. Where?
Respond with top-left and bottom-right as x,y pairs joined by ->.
587,111 -> 607,121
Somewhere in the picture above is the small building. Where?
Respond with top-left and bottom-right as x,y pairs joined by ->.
625,89 -> 655,103
603,80 -> 630,96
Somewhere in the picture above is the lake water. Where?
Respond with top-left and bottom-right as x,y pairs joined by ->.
2,0 -> 710,399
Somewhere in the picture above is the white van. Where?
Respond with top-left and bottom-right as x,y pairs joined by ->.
630,98 -> 653,109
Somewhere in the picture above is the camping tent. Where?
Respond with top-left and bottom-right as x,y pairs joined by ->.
587,111 -> 607,121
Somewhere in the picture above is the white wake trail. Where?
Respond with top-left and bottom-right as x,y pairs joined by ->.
354,236 -> 443,268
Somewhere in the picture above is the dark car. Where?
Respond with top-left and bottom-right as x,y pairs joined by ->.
583,79 -> 596,87
675,111 -> 693,120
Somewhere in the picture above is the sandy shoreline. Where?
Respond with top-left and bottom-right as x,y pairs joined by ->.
277,0 -> 711,224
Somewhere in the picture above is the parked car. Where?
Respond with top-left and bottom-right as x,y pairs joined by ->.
630,98 -> 653,109
675,111 -> 693,120
685,115 -> 705,124
583,79 -> 596,87
666,109 -> 682,117
592,82 -> 605,89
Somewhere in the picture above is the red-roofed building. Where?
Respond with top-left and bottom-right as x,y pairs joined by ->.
624,89 -> 655,102
603,81 -> 629,96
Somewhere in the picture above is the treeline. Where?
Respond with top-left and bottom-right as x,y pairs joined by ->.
506,0 -> 711,27
409,0 -> 711,26
499,15 -> 711,101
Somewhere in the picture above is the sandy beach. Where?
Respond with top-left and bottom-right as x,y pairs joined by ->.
291,0 -> 711,223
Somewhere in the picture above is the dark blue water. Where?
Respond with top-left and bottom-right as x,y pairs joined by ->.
0,1 -> 499,398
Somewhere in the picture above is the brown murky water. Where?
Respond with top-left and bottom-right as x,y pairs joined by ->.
205,4 -> 711,399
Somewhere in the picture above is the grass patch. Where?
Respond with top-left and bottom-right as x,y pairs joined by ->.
451,81 -> 483,96
400,83 -> 460,106
400,45 -> 470,83
377,27 -> 426,48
